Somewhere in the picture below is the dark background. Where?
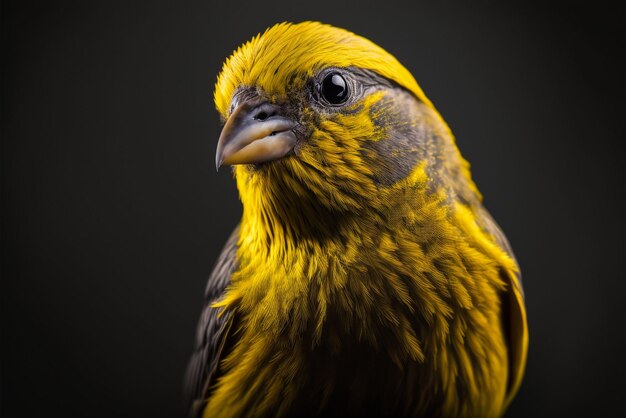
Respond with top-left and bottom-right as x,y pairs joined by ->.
1,1 -> 624,417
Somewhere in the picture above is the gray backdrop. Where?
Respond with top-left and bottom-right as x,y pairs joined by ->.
2,1 -> 624,417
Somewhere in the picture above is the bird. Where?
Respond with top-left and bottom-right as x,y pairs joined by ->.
185,21 -> 528,418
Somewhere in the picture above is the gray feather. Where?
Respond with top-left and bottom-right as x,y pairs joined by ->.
184,226 -> 240,418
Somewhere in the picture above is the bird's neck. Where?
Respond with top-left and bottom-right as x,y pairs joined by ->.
225,161 -> 515,326
222,163 -> 457,322
214,163 -> 516,415
235,168 -> 368,249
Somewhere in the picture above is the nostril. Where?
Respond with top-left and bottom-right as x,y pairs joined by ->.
254,111 -> 269,121
252,105 -> 278,121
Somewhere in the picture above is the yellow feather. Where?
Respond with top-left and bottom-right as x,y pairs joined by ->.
202,21 -> 528,418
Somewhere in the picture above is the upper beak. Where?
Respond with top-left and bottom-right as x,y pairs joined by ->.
215,100 -> 298,170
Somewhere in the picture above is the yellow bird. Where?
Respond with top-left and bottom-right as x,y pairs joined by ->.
185,21 -> 528,418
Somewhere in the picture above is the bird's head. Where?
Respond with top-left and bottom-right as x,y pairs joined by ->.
214,22 -> 477,234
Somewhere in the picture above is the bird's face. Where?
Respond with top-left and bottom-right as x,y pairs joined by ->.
214,22 -> 452,214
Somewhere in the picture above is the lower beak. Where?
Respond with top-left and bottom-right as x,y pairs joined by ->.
215,101 -> 298,170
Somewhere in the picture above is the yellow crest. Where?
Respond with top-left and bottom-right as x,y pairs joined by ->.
214,21 -> 433,117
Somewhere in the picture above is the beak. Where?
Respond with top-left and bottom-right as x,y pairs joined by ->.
215,100 -> 298,170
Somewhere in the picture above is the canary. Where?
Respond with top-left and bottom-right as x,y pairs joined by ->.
185,22 -> 528,418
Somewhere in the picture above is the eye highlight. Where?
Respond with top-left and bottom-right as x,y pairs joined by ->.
321,72 -> 349,105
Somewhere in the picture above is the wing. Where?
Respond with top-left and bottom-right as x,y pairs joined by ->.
475,207 -> 528,408
184,226 -> 240,418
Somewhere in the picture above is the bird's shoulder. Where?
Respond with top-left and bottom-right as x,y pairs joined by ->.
184,226 -> 240,418
467,203 -> 528,407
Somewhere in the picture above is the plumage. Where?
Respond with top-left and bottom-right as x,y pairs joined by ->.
186,21 -> 528,418
185,227 -> 239,418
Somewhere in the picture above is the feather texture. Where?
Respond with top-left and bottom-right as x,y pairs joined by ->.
185,227 -> 239,418
187,21 -> 528,418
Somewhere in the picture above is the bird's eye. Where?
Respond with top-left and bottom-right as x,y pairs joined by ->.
321,72 -> 349,105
